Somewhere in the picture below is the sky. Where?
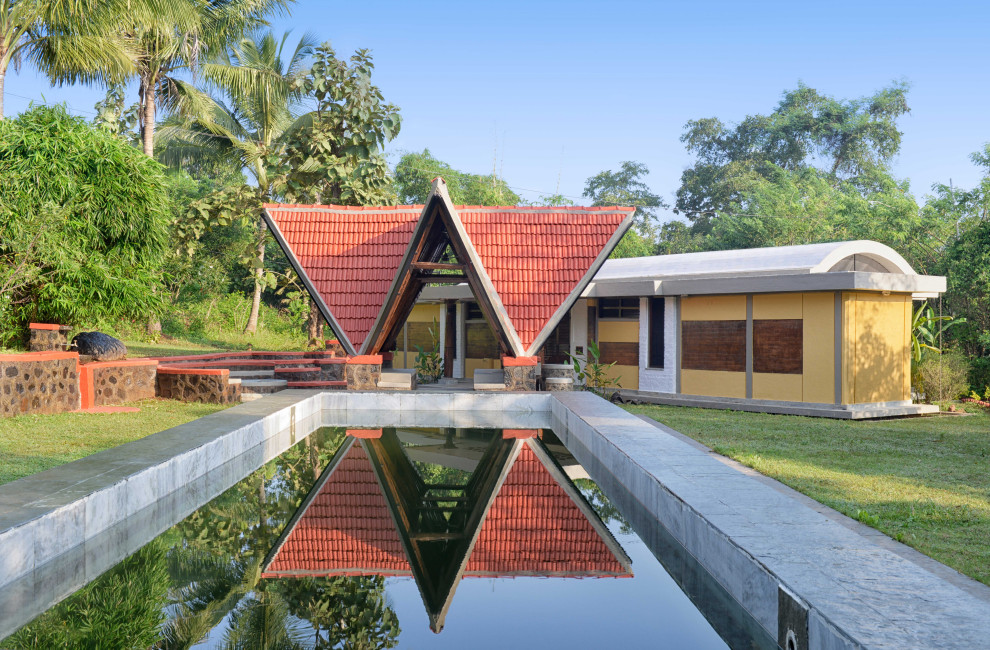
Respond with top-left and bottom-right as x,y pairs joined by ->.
6,0 -> 990,219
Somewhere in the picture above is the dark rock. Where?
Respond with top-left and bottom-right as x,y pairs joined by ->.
72,332 -> 127,361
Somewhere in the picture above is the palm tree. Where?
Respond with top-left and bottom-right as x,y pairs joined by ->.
162,29 -> 315,334
0,0 -> 131,118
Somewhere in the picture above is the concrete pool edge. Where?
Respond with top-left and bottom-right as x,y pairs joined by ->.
550,391 -> 990,650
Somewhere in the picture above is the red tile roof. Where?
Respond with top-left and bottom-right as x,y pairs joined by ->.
262,443 -> 408,578
458,207 -> 633,353
262,441 -> 629,579
264,205 -> 422,351
266,190 -> 634,356
464,443 -> 630,577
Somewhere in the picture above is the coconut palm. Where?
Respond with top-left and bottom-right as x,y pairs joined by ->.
161,29 -> 315,334
0,0 -> 133,118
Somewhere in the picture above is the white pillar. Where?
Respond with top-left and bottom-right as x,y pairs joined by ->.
454,302 -> 466,378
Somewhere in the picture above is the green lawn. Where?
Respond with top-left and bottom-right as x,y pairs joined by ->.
0,399 -> 231,485
622,403 -> 990,586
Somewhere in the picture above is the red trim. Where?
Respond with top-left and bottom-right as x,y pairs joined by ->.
313,358 -> 346,365
502,356 -> 538,367
157,366 -> 228,376
502,429 -> 538,439
286,380 -> 346,387
28,323 -> 62,330
346,429 -> 383,439
346,355 -> 383,365
0,351 -> 78,362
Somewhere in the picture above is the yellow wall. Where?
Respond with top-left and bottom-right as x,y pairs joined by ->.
393,304 -> 445,370
465,357 -> 500,379
681,295 -> 746,321
597,319 -> 639,389
681,370 -> 746,398
680,292 -> 837,403
841,292 -> 912,404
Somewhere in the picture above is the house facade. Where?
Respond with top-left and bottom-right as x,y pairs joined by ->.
265,178 -> 946,419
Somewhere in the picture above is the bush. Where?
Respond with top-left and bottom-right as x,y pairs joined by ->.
968,356 -> 990,398
917,349 -> 971,403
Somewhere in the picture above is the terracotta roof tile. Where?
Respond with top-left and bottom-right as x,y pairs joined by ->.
458,208 -> 632,352
265,204 -> 421,350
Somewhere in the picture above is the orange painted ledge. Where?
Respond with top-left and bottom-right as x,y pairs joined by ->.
78,406 -> 141,414
502,356 -> 538,367
0,351 -> 78,362
347,428 -> 383,439
28,323 -> 62,330
346,355 -> 383,365
502,429 -> 539,439
84,359 -> 158,368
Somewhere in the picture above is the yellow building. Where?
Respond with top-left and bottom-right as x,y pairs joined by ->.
413,240 -> 945,418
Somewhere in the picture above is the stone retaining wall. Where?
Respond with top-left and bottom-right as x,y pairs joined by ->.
157,368 -> 241,404
0,352 -> 80,416
83,360 -> 158,407
28,324 -> 70,352
345,356 -> 381,390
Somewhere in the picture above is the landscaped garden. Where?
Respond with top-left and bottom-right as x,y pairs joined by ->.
623,403 -> 990,586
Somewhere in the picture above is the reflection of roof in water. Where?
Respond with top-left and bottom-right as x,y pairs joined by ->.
262,440 -> 631,580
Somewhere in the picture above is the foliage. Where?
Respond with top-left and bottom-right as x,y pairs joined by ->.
394,149 -> 521,205
567,341 -> 620,399
278,576 -> 400,649
414,319 -> 444,383
675,82 -> 911,227
938,183 -> 990,358
583,161 -> 667,247
574,479 -> 631,534
0,106 -> 170,344
916,349 -> 971,403
92,83 -> 140,145
911,304 -> 965,362
277,43 -> 400,205
6,540 -> 170,648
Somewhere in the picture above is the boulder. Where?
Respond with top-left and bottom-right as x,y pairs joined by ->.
72,331 -> 127,362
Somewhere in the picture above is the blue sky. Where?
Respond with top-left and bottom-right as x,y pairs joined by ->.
6,0 -> 989,217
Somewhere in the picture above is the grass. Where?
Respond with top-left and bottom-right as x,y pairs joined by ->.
0,399 -> 230,485
622,403 -> 990,586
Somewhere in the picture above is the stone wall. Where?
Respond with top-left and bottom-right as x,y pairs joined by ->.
0,352 -> 80,416
345,356 -> 382,390
28,324 -> 70,352
502,356 -> 537,391
318,359 -> 345,381
157,369 -> 241,404
83,360 -> 158,407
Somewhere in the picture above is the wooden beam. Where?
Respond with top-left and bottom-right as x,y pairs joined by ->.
412,262 -> 464,272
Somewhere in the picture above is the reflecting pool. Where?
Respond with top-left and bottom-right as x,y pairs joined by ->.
2,426 -> 779,649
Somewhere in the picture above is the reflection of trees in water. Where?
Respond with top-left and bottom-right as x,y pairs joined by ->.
574,479 -> 632,535
6,539 -> 170,649
6,428 -> 400,649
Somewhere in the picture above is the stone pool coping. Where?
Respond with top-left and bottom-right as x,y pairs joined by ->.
549,391 -> 990,650
1,389 -> 988,649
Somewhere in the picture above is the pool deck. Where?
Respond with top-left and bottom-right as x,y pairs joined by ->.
0,388 -> 987,648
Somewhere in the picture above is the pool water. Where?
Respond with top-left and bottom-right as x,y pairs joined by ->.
3,426 -> 779,649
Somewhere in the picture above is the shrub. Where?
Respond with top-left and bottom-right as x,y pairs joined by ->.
968,356 -> 990,398
916,349 -> 971,403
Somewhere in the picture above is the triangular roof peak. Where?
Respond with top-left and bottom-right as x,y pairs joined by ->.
265,180 -> 635,357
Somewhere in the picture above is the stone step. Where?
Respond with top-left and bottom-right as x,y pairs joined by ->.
273,366 -> 321,381
239,379 -> 288,394
239,392 -> 265,402
229,370 -> 275,379
285,380 -> 347,390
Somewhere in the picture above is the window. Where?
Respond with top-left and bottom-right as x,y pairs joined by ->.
648,298 -> 665,368
466,302 -> 485,321
598,297 -> 639,320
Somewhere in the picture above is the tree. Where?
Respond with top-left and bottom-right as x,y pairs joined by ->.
675,82 -> 911,230
582,161 -> 667,258
0,105 -> 170,342
393,149 -> 521,205
162,29 -> 315,334
277,43 -> 400,205
0,0 -> 132,118
940,219 -> 990,358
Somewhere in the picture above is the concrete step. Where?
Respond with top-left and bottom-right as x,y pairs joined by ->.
239,392 -> 266,402
229,370 -> 275,379
240,379 -> 288,394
